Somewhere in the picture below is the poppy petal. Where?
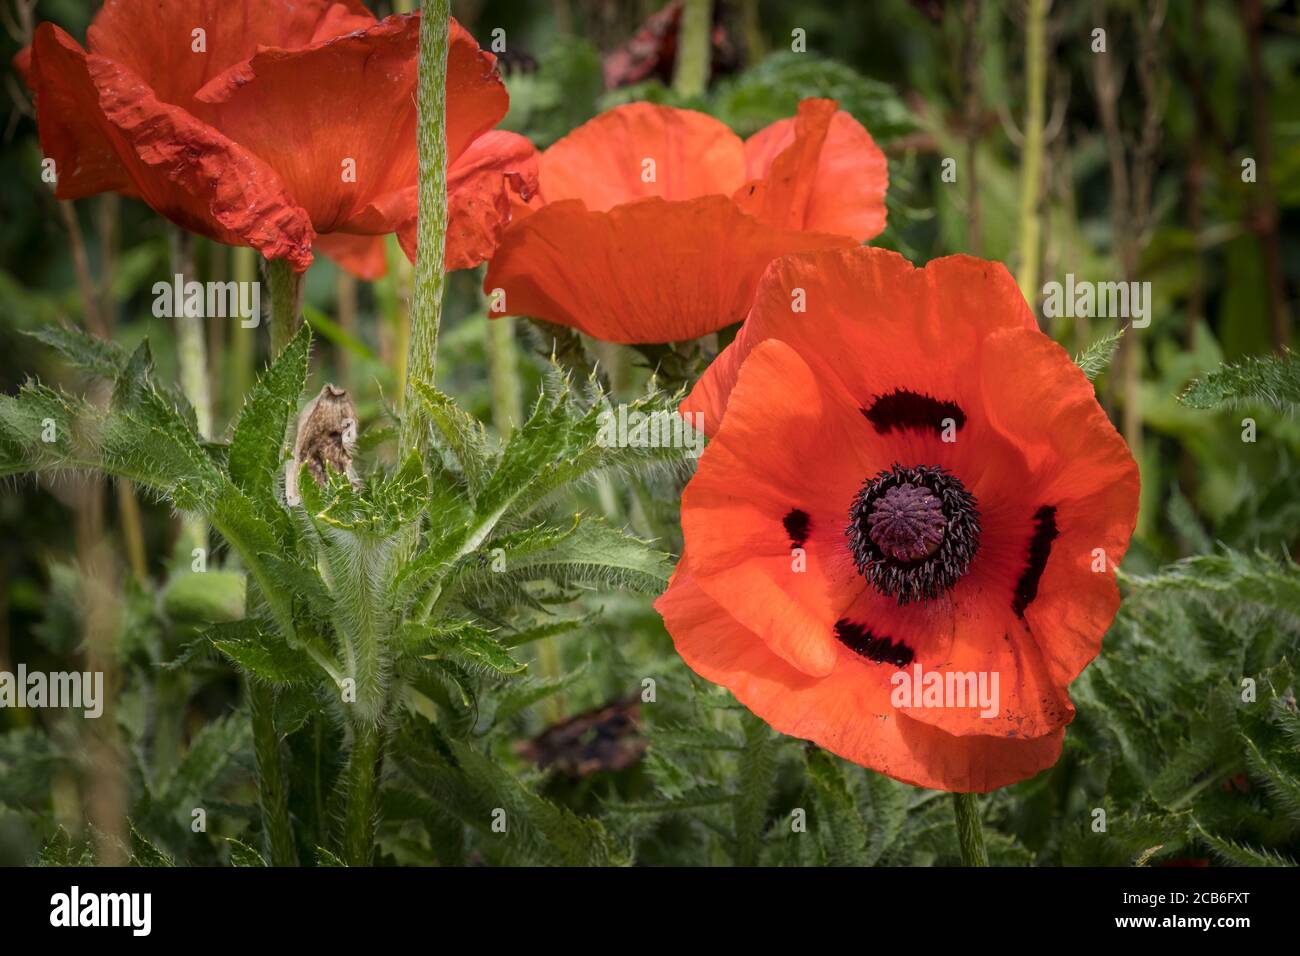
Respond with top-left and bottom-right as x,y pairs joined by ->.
736,98 -> 888,242
976,328 -> 1141,690
539,102 -> 746,209
86,53 -> 316,269
340,131 -> 537,274
682,338 -> 885,677
316,233 -> 389,281
192,14 -> 421,233
655,567 -> 1067,793
193,15 -> 506,235
684,248 -> 1037,435
25,25 -> 133,199
437,129 -> 541,272
86,0 -> 376,108
484,196 -> 855,343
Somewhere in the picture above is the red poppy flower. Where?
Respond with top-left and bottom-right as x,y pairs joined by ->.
20,2 -> 536,275
656,247 -> 1140,792
482,98 -> 887,344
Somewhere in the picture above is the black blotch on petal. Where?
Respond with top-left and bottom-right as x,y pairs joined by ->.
783,508 -> 811,548
1012,505 -> 1059,617
862,389 -> 966,436
833,619 -> 914,667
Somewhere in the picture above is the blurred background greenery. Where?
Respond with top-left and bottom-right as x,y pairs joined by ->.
1,0 -> 1298,867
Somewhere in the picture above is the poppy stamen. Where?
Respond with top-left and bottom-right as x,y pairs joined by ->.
846,464 -> 980,605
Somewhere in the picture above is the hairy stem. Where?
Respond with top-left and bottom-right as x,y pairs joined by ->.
170,230 -> 210,556
265,257 -> 305,356
400,0 -> 450,457
229,246 -> 257,411
248,680 -> 297,866
342,720 -> 382,866
953,792 -> 989,866
961,0 -> 982,254
1014,0 -> 1045,305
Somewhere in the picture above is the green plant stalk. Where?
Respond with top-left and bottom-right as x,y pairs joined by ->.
673,0 -> 712,97
953,792 -> 989,866
341,720 -> 382,866
171,231 -> 211,555
399,0 -> 450,458
265,258 -> 305,356
249,680 -> 297,865
335,536 -> 390,726
229,245 -> 257,412
486,313 -> 522,439
1015,0 -> 1046,304
341,0 -> 450,867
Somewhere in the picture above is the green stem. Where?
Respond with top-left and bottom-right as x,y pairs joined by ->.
673,0 -> 713,97
486,312 -> 522,439
264,257 -> 304,356
170,230 -> 210,556
1015,0 -> 1046,304
342,720 -> 382,866
952,792 -> 989,866
399,0 -> 450,459
249,680 -> 297,866
229,245 -> 257,410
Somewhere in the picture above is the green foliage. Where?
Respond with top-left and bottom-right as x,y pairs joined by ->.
712,51 -> 919,139
0,325 -> 688,866
1074,329 -> 1126,381
1181,350 -> 1300,410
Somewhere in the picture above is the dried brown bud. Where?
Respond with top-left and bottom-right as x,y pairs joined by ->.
285,384 -> 358,505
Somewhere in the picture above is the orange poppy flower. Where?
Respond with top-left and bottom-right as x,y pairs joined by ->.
482,98 -> 887,344
655,247 -> 1140,792
20,2 -> 536,275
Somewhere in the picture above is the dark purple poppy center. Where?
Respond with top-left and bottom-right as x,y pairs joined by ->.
867,483 -> 946,562
847,464 -> 981,605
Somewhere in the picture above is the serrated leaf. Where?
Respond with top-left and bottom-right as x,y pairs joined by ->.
451,516 -> 672,602
412,379 -> 495,499
805,749 -> 872,866
315,846 -> 347,867
226,838 -> 269,867
209,621 -> 315,686
1191,820 -> 1296,866
128,822 -> 174,867
1121,549 -> 1300,621
412,621 -> 527,676
1073,328 -> 1125,381
228,323 -> 310,509
393,729 -> 628,866
1180,350 -> 1300,410
27,323 -> 129,379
